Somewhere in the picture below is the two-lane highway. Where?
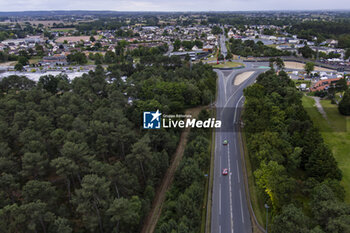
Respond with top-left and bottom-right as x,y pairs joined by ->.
211,66 -> 268,233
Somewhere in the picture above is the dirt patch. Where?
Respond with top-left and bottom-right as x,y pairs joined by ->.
141,106 -> 205,233
0,61 -> 16,67
311,96 -> 328,120
234,71 -> 255,85
56,36 -> 97,43
284,61 -> 334,72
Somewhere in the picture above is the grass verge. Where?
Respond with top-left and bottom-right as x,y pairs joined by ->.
242,130 -> 266,232
201,109 -> 216,233
211,61 -> 244,69
302,96 -> 350,203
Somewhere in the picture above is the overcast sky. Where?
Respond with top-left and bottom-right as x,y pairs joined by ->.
0,0 -> 349,12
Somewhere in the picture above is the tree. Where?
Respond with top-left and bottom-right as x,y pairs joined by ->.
22,180 -> 57,206
106,196 -> 141,232
345,48 -> 350,60
0,201 -> 55,233
17,56 -> 29,66
51,157 -> 79,199
0,53 -> 219,232
21,152 -> 48,178
298,45 -> 314,58
53,217 -> 72,233
306,144 -> 342,181
14,63 -> 23,71
336,78 -> 348,93
184,53 -> 190,61
173,39 -> 181,51
90,36 -> 96,42
225,52 -> 233,60
218,54 -> 224,61
304,62 -> 315,76
0,75 -> 36,92
269,58 -> 275,70
104,51 -> 116,64
211,25 -> 222,35
275,58 -> 285,70
35,44 -> 45,56
310,183 -> 350,232
0,173 -> 19,204
39,74 -> 70,94
254,161 -> 295,210
339,88 -> 350,115
271,204 -> 310,233
67,52 -> 87,65
94,53 -> 104,65
71,174 -> 111,233
126,135 -> 152,183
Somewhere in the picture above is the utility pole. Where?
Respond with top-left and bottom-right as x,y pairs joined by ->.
265,204 -> 270,233
265,203 -> 269,233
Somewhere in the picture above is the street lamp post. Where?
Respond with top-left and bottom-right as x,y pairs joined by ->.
265,203 -> 269,233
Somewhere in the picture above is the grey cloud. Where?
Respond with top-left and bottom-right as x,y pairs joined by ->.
0,0 -> 349,11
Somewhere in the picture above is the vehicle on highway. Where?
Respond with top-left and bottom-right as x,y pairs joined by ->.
222,168 -> 228,176
223,139 -> 228,145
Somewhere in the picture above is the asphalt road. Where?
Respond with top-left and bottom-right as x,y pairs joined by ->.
211,65 -> 268,233
220,34 -> 227,58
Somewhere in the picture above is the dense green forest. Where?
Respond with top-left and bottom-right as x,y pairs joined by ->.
155,110 -> 212,233
243,69 -> 350,233
288,20 -> 350,47
0,57 -> 216,232
228,38 -> 291,57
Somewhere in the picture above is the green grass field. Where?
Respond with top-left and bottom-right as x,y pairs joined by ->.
302,96 -> 350,203
29,57 -> 42,65
212,61 -> 244,68
206,56 -> 217,62
266,44 -> 278,48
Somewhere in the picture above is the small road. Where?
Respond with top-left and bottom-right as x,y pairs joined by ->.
165,43 -> 174,57
219,28 -> 227,58
141,107 -> 204,233
211,63 -> 269,233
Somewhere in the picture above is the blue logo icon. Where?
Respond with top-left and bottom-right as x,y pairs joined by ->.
143,110 -> 161,129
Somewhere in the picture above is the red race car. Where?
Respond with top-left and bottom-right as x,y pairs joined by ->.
222,168 -> 228,176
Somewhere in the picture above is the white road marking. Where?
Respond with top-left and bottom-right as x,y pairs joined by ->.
219,134 -> 222,171
236,160 -> 240,183
220,71 -> 227,102
234,95 -> 244,123
222,71 -> 255,111
219,183 -> 221,215
219,225 -> 222,233
228,144 -> 234,233
239,189 -> 245,223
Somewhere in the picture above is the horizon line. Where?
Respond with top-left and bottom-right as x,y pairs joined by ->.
0,9 -> 350,13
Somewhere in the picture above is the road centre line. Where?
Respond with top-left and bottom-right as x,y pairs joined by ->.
228,144 -> 234,233
219,183 -> 221,215
236,160 -> 240,183
239,189 -> 245,224
234,95 -> 244,123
